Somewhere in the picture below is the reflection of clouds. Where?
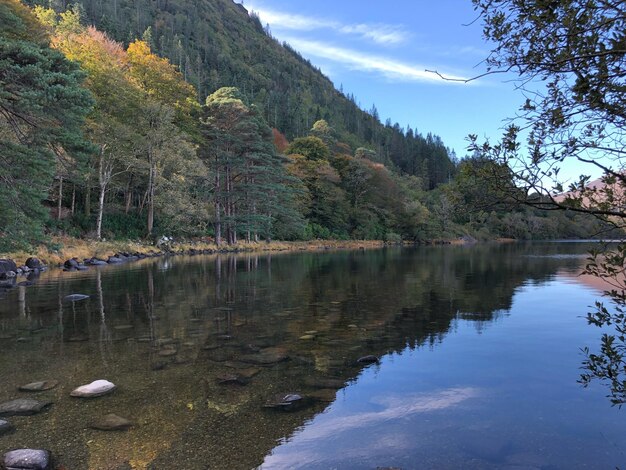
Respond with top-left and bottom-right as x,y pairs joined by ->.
261,387 -> 478,469
303,387 -> 478,441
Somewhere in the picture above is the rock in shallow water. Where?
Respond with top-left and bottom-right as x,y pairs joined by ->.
0,419 -> 15,435
264,393 -> 307,411
18,381 -> 59,392
70,380 -> 116,398
90,414 -> 132,431
239,347 -> 289,365
4,449 -> 50,469
357,355 -> 380,365
63,294 -> 89,302
0,399 -> 52,417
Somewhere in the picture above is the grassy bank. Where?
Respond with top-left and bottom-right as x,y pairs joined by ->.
0,236 -> 397,267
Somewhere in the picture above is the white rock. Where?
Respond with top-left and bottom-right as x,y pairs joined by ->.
70,380 -> 116,398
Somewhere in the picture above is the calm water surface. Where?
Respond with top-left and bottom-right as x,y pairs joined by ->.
0,243 -> 624,469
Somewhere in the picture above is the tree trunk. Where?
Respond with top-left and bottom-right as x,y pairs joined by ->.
125,175 -> 133,214
96,186 -> 106,240
215,164 -> 222,245
71,184 -> 76,216
85,183 -> 91,217
57,175 -> 63,221
147,162 -> 155,236
96,145 -> 108,241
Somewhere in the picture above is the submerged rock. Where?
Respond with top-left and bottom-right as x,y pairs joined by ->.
216,374 -> 249,386
240,347 -> 289,365
264,393 -> 306,411
3,449 -> 50,469
90,413 -> 133,431
357,355 -> 380,365
0,419 -> 15,435
70,380 -> 116,398
309,389 -> 337,403
65,334 -> 89,342
304,377 -> 345,389
158,345 -> 178,357
63,294 -> 89,302
0,399 -> 52,417
18,381 -> 59,392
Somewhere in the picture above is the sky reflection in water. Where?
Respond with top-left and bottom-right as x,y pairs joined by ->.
261,275 -> 626,470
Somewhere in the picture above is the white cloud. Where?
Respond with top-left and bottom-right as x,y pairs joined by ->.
249,6 -> 411,46
283,37 -> 470,84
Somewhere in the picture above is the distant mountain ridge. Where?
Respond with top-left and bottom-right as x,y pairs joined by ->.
26,0 -> 456,188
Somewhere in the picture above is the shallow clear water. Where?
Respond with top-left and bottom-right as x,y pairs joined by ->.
0,243 -> 623,469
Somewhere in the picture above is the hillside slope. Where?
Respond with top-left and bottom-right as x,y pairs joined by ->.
28,0 -> 455,188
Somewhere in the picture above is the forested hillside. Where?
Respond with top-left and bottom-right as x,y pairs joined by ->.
23,0 -> 457,189
0,0 -> 619,253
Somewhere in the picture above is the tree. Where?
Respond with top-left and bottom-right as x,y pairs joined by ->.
469,0 -> 626,218
470,0 -> 626,404
54,24 -> 142,240
201,87 -> 303,244
0,0 -> 92,249
287,136 -> 330,162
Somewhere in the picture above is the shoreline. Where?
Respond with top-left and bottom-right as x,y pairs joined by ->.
0,237 -> 400,268
0,235 -> 512,269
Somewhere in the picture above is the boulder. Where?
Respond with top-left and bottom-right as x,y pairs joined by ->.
107,256 -> 124,264
63,258 -> 79,269
3,449 -> 50,470
90,259 -> 108,266
25,258 -> 42,270
70,380 -> 116,398
0,259 -> 18,276
90,413 -> 132,431
0,399 -> 52,417
18,381 -> 59,392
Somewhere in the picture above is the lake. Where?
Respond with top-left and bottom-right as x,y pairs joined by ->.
0,242 -> 624,469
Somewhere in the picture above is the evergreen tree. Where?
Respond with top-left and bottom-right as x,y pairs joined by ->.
0,0 -> 92,249
201,87 -> 303,244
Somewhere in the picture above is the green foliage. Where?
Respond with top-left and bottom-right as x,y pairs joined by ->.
287,136 -> 330,162
580,245 -> 626,406
201,86 -> 305,243
0,3 -> 93,250
23,0 -> 457,188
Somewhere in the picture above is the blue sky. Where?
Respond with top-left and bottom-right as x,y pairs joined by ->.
240,0 -> 524,160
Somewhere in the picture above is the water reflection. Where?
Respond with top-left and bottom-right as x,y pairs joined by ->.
0,243 -> 621,469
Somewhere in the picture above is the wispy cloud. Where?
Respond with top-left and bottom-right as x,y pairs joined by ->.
283,37 -> 470,84
248,6 -> 411,46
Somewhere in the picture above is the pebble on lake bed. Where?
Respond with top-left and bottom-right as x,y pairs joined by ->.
70,380 -> 116,398
18,381 -> 59,392
0,399 -> 52,417
90,414 -> 133,431
3,449 -> 50,470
